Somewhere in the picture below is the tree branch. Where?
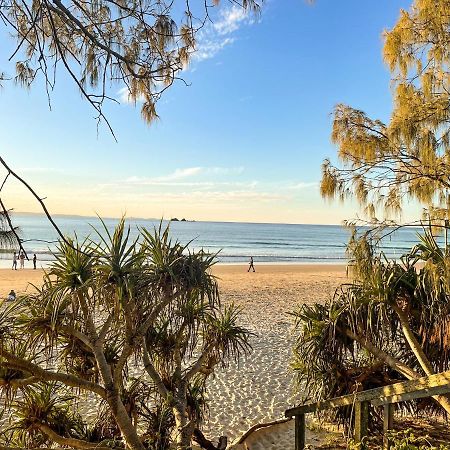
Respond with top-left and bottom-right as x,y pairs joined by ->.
0,349 -> 107,398
38,423 -> 112,450
142,339 -> 169,399
184,342 -> 215,381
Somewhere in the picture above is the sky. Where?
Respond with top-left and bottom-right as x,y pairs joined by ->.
0,0 -> 416,224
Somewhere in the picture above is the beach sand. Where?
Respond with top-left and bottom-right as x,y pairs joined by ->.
0,264 -> 349,449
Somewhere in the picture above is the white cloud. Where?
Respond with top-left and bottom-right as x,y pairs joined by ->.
206,166 -> 244,176
117,4 -> 259,102
123,180 -> 254,188
288,182 -> 318,190
117,166 -> 246,187
123,189 -> 286,203
193,37 -> 236,62
192,5 -> 258,62
214,6 -> 252,35
118,87 -> 134,104
159,167 -> 203,180
118,79 -> 165,104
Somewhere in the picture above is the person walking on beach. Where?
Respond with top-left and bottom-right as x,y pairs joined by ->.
248,256 -> 255,272
12,252 -> 17,270
19,251 -> 25,269
33,254 -> 37,270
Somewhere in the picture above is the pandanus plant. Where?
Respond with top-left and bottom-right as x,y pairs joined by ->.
292,227 -> 450,429
0,219 -> 252,450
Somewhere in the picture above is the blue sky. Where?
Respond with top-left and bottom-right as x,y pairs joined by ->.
0,0 -> 415,224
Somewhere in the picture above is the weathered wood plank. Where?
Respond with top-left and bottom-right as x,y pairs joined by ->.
372,384 -> 450,406
285,370 -> 450,417
383,403 -> 394,450
354,401 -> 369,445
295,414 -> 305,450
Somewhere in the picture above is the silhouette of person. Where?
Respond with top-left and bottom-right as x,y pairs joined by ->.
248,256 -> 255,272
12,252 -> 17,270
33,254 -> 37,270
19,251 -> 25,269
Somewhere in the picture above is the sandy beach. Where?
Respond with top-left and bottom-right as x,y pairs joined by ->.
0,264 -> 349,449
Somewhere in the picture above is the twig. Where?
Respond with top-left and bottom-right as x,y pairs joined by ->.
0,197 -> 28,259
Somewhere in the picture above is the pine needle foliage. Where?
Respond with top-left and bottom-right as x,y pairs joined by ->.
321,0 -> 450,223
0,0 -> 261,131
0,211 -> 19,249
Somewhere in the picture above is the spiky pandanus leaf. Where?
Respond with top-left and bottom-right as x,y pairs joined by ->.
0,340 -> 39,407
292,229 -> 450,429
3,383 -> 88,448
0,219 -> 251,449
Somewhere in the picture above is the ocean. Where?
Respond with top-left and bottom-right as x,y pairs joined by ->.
0,213 -> 441,267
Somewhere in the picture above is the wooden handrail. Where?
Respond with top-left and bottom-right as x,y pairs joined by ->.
285,369 -> 450,417
285,369 -> 450,450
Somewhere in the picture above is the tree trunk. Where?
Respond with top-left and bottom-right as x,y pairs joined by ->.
193,428 -> 227,450
342,327 -> 418,379
38,423 -> 111,449
391,305 -> 450,414
173,398 -> 194,450
342,327 -> 450,414
77,291 -> 145,450
106,389 -> 146,450
392,305 -> 434,375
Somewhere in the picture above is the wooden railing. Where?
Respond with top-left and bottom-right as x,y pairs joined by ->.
285,370 -> 450,449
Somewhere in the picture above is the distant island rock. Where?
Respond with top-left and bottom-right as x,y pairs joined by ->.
170,218 -> 189,222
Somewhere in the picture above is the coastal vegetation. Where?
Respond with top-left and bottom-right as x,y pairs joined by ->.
0,211 -> 18,249
293,228 -> 450,428
293,0 -> 450,443
321,0 -> 450,225
3,0 -> 450,448
349,429 -> 450,450
0,1 -> 268,447
0,220 -> 252,450
0,0 -> 260,133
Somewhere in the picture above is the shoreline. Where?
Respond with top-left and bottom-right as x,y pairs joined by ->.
0,263 -> 349,298
212,263 -> 347,274
0,258 -> 349,265
0,263 -> 349,302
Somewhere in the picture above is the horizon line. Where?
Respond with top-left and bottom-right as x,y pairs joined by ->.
13,210 -> 346,228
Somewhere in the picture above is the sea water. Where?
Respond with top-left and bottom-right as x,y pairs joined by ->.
0,213 -> 440,267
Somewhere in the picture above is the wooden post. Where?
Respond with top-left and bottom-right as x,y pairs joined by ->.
295,414 -> 305,450
354,401 -> 369,446
383,403 -> 394,450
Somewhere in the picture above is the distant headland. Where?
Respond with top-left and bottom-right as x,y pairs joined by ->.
170,217 -> 194,222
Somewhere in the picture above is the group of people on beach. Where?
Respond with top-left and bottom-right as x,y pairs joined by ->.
12,251 -> 252,272
7,251 -> 37,302
12,251 -> 37,270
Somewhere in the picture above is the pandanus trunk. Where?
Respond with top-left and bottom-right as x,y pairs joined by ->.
343,327 -> 450,414
342,327 -> 418,379
106,390 -> 146,450
392,305 -> 434,375
391,305 -> 450,414
77,291 -> 145,450
173,396 -> 195,450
